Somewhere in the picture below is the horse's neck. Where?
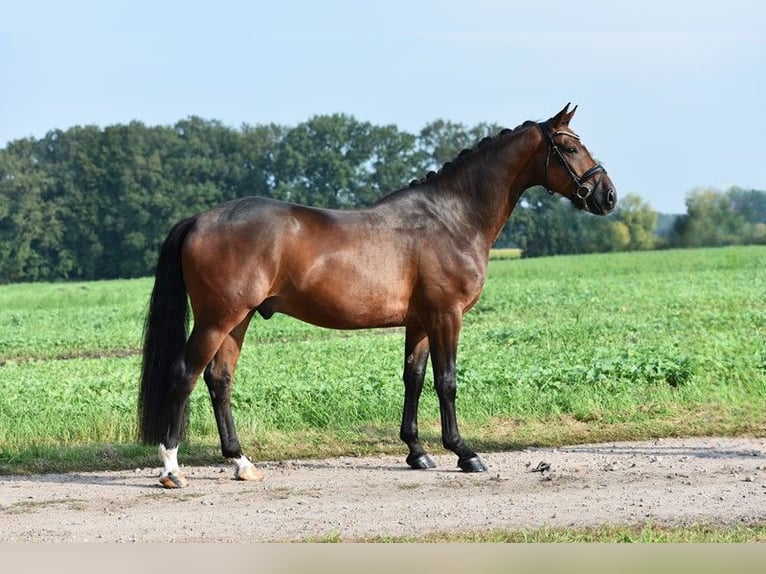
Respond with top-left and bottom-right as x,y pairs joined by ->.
371,125 -> 541,251
442,126 -> 541,248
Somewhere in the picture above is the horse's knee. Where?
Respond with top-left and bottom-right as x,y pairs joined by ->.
434,378 -> 457,402
403,363 -> 426,385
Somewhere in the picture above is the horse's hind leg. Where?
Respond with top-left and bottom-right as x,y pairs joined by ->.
158,325 -> 227,488
400,327 -> 436,469
203,314 -> 263,482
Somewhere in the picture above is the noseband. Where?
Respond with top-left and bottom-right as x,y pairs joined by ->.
539,122 -> 606,201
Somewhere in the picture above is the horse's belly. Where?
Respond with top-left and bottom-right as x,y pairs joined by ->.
271,280 -> 410,330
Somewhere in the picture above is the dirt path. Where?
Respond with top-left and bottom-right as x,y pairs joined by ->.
1,437 -> 765,542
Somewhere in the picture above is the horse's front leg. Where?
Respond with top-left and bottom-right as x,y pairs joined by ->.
400,327 -> 435,469
428,311 -> 487,473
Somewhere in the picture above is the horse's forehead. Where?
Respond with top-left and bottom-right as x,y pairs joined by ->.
553,128 -> 581,140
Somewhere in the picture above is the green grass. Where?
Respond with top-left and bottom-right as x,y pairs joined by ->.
309,523 -> 766,543
489,247 -> 522,260
0,280 -> 146,360
1,246 -> 764,474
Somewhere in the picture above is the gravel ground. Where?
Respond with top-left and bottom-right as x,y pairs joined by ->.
1,436 -> 765,542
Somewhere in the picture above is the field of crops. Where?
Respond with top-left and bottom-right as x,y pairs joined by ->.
0,246 -> 764,471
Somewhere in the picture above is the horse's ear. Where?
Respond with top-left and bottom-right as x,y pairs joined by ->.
563,104 -> 578,126
550,103 -> 577,127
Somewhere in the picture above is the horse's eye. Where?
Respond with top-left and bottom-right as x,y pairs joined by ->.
565,147 -> 577,154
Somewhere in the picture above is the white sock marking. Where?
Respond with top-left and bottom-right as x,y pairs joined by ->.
159,443 -> 180,477
231,455 -> 255,475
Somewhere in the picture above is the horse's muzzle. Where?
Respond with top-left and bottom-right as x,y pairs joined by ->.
585,178 -> 617,215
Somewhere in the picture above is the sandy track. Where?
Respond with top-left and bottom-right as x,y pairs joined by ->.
1,437 -> 765,542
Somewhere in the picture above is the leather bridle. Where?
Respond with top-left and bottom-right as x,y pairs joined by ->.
539,122 -> 606,201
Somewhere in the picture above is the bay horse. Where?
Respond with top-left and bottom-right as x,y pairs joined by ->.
138,104 -> 616,488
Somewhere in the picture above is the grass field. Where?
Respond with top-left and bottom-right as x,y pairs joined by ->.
322,523 -> 766,542
0,246 -> 764,474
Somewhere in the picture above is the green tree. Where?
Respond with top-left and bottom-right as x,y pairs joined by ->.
502,187 -> 580,256
727,186 -> 766,224
272,114 -> 369,207
356,124 -> 423,203
0,140 -> 65,281
46,125 -> 106,279
417,120 -> 502,171
272,114 -> 421,207
671,187 -> 751,247
239,122 -> 284,199
499,187 -> 631,256
611,221 -> 631,250
613,194 -> 658,250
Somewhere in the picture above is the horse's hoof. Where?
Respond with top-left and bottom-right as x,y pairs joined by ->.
159,472 -> 188,489
458,456 -> 487,473
406,453 -> 436,470
235,465 -> 264,482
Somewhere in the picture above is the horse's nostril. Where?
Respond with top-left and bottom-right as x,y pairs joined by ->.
607,187 -> 615,207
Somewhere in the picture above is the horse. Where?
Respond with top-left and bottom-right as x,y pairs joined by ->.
138,104 -> 616,488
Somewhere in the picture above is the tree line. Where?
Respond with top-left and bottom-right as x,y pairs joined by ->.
1,114 -> 764,283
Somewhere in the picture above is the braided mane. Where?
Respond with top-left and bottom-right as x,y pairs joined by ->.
406,120 -> 538,189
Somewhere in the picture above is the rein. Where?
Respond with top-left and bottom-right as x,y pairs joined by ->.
539,122 -> 606,201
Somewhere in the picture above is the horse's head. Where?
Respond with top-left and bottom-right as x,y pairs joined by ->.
537,104 -> 616,215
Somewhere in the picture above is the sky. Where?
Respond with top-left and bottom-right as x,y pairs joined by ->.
2,1 -> 765,214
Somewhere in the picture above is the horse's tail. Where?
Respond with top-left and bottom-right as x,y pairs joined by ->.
137,216 -> 198,445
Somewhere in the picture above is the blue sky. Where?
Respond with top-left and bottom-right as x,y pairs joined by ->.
2,1 -> 764,213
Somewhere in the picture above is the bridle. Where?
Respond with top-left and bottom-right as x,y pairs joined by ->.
539,121 -> 606,201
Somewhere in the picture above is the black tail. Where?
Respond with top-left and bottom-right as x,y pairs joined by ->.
137,216 -> 198,444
